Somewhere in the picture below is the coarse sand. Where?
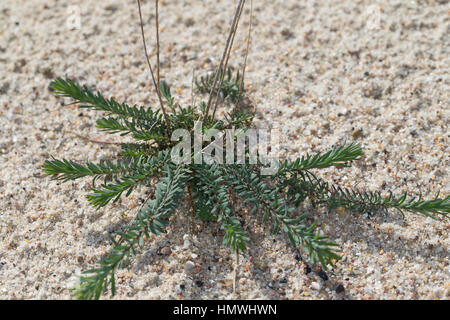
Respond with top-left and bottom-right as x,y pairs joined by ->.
0,0 -> 448,299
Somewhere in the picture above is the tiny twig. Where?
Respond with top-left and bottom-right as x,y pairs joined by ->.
233,249 -> 240,294
66,130 -> 121,145
187,184 -> 195,235
191,69 -> 197,108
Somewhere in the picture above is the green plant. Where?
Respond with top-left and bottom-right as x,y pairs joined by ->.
195,67 -> 243,104
42,0 -> 449,300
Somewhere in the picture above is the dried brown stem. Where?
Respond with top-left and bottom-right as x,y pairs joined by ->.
187,184 -> 195,235
238,0 -> 253,102
233,249 -> 240,294
203,0 -> 246,124
155,0 -> 161,91
211,0 -> 246,119
66,130 -> 121,145
137,0 -> 171,134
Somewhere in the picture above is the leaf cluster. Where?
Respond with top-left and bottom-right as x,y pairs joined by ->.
43,75 -> 449,300
195,67 -> 243,103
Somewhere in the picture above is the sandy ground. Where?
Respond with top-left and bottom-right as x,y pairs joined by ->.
0,0 -> 449,299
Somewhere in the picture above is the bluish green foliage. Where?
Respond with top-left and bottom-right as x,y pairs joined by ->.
195,67 -> 243,103
43,75 -> 449,300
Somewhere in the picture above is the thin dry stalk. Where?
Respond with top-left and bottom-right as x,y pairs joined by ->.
191,69 -> 197,107
66,131 -> 121,145
187,184 -> 195,235
211,0 -> 246,119
238,0 -> 253,102
137,0 -> 171,134
202,0 -> 246,124
223,1 -> 245,78
233,249 -> 240,294
155,0 -> 161,90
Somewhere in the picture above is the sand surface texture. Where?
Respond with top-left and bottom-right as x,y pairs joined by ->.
0,0 -> 449,299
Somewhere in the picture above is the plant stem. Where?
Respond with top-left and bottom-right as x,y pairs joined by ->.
155,0 -> 161,94
238,0 -> 253,103
187,183 -> 195,235
66,130 -> 121,145
136,0 -> 171,134
203,0 -> 246,124
233,249 -> 240,294
211,0 -> 246,120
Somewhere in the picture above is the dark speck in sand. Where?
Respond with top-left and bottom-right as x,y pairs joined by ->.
318,270 -> 329,281
336,284 -> 345,294
195,280 -> 204,287
304,265 -> 312,274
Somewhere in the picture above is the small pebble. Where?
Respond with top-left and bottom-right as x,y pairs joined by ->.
352,128 -> 363,139
160,247 -> 172,255
195,280 -> 204,287
311,282 -> 321,291
176,284 -> 184,294
281,28 -> 295,40
318,270 -> 329,281
304,265 -> 312,274
336,284 -> 345,294
362,84 -> 383,99
184,261 -> 197,274
0,82 -> 10,94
